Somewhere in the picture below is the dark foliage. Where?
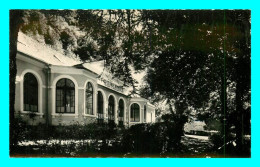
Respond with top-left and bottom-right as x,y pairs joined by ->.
145,10 -> 251,155
15,121 -> 118,141
10,10 -> 24,154
121,114 -> 187,154
209,132 -> 250,157
12,114 -> 187,156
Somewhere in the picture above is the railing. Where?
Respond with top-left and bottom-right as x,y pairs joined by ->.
97,113 -> 104,119
108,114 -> 115,121
118,116 -> 124,121
118,116 -> 124,126
130,117 -> 140,122
97,113 -> 104,124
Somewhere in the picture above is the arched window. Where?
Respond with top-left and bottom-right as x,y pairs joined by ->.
24,73 -> 38,112
97,91 -> 104,123
118,99 -> 124,126
144,104 -> 147,122
85,82 -> 93,115
108,96 -> 115,122
130,103 -> 140,122
56,78 -> 75,113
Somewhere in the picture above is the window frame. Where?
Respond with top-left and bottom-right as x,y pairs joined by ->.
108,95 -> 115,122
23,72 -> 38,112
56,78 -> 75,114
20,69 -> 43,117
118,98 -> 125,126
97,91 -> 105,123
85,82 -> 94,115
144,104 -> 147,123
52,75 -> 78,118
130,103 -> 141,122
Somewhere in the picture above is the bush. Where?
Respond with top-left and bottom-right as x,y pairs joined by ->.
13,113 -> 186,155
121,121 -> 185,154
209,132 -> 251,157
12,120 -> 123,155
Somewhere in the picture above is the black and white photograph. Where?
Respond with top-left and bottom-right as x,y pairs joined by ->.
9,9 -> 251,157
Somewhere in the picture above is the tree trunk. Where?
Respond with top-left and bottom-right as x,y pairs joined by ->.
9,10 -> 23,154
220,72 -> 228,155
234,60 -> 244,153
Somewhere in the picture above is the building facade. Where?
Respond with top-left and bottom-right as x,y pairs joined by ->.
14,33 -> 156,126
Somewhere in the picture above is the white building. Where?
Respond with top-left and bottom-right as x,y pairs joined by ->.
14,32 -> 156,126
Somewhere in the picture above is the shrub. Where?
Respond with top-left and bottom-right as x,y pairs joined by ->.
121,121 -> 184,154
13,114 -> 186,155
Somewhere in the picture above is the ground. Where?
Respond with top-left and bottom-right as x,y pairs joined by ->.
180,134 -> 215,157
12,134 -> 218,158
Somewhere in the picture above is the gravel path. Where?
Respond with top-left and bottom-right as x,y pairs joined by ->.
181,134 -> 214,157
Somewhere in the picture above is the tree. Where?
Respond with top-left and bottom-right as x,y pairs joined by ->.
143,10 -> 250,155
10,10 -> 24,154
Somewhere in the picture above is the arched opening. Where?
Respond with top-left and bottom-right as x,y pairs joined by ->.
85,82 -> 93,115
56,78 -> 75,113
108,95 -> 115,123
130,103 -> 140,122
118,99 -> 124,126
144,104 -> 147,122
24,73 -> 38,112
97,91 -> 104,123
